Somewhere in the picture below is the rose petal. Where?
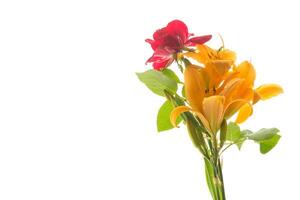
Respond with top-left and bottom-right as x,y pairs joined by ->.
145,39 -> 160,50
146,48 -> 175,70
186,35 -> 212,46
152,59 -> 174,70
165,20 -> 189,43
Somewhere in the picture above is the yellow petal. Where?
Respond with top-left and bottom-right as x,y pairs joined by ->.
195,44 -> 212,63
195,111 -> 212,134
208,61 -> 231,76
234,61 -> 256,87
235,103 -> 253,123
252,90 -> 261,104
240,88 -> 254,101
202,96 -> 225,134
216,71 -> 240,94
202,63 -> 218,90
224,99 -> 250,119
184,65 -> 206,112
255,84 -> 283,100
219,49 -> 236,63
220,78 -> 244,101
170,106 -> 191,127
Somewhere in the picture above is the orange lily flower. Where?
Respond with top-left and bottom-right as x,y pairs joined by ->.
185,44 -> 236,67
171,64 -> 251,135
184,45 -> 236,94
170,60 -> 283,134
222,61 -> 283,123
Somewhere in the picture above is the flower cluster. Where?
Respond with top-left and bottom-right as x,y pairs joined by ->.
138,19 -> 283,200
170,44 -> 283,134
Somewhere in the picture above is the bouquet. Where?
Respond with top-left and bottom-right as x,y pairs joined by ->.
136,20 -> 283,200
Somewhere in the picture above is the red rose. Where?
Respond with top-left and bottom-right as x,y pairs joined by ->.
146,20 -> 212,70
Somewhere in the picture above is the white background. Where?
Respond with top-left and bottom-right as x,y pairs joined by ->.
0,0 -> 298,199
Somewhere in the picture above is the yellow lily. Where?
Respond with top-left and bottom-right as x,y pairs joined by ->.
222,61 -> 283,123
184,45 -> 236,93
171,55 -> 283,134
185,44 -> 236,68
171,64 -> 251,135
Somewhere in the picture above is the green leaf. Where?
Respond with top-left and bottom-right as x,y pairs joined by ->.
136,70 -> 178,96
219,120 -> 227,148
157,100 -> 182,132
224,125 -> 282,153
241,129 -> 253,136
181,86 -> 186,98
236,130 -> 252,150
226,122 -> 241,142
245,128 -> 281,154
247,128 -> 279,141
186,120 -> 204,149
259,134 -> 281,154
162,68 -> 181,83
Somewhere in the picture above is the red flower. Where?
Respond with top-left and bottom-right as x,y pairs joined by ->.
146,20 -> 212,70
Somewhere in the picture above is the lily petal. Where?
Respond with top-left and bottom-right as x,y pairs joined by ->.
195,111 -> 212,134
184,65 -> 206,112
218,49 -> 236,63
252,90 -> 261,104
208,61 -> 231,75
234,61 -> 256,87
202,96 -> 225,134
240,88 -> 254,101
220,78 -> 244,101
255,84 -> 283,100
170,106 -> 191,127
224,99 -> 250,119
235,103 -> 253,124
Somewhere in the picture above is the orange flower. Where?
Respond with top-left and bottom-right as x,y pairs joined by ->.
222,61 -> 283,123
170,61 -> 283,134
171,64 -> 251,135
184,45 -> 236,94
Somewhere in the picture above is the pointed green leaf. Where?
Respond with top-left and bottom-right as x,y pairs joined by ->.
236,130 -> 252,150
226,122 -> 241,142
136,70 -> 177,96
247,128 -> 279,141
241,129 -> 253,136
162,68 -> 181,83
186,120 -> 204,149
157,100 -> 182,132
260,134 -> 281,154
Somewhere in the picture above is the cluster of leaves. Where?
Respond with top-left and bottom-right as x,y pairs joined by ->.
136,68 -> 183,131
226,122 -> 281,154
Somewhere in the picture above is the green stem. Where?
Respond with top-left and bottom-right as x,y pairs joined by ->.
204,155 -> 226,200
217,159 -> 226,199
